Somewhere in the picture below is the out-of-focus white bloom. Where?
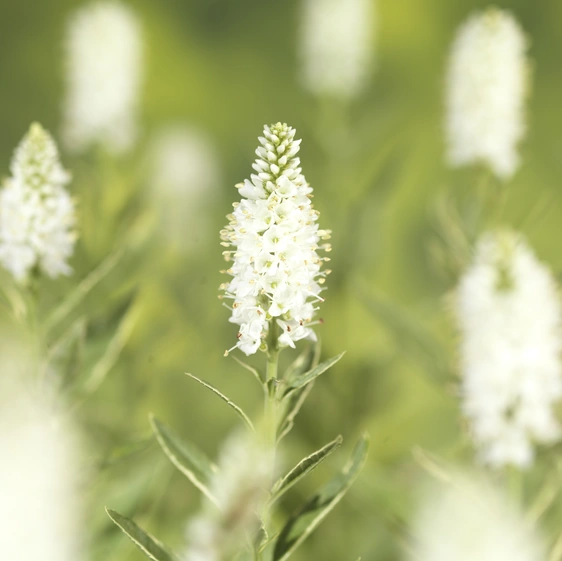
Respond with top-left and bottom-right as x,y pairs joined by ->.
220,123 -> 331,356
409,472 -> 545,561
63,1 -> 142,154
445,8 -> 529,179
300,0 -> 375,99
149,125 -> 220,253
0,123 -> 77,283
183,430 -> 273,561
455,230 -> 562,468
0,374 -> 85,561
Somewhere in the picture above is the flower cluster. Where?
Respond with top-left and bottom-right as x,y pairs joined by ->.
0,123 -> 77,283
220,123 -> 330,355
183,430 -> 273,561
445,8 -> 529,179
0,374 -> 84,561
455,230 -> 562,467
62,1 -> 142,154
408,472 -> 545,561
149,125 -> 219,253
300,0 -> 375,99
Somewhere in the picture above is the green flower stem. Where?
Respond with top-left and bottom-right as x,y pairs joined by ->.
506,465 -> 523,508
259,321 -> 282,559
265,320 -> 281,462
24,281 -> 44,381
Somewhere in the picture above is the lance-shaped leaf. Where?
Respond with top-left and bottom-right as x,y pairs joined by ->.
106,508 -> 179,561
83,295 -> 140,393
284,352 -> 346,396
358,284 -> 449,382
44,317 -> 86,386
44,248 -> 124,332
273,434 -> 369,561
99,436 -> 153,470
277,342 -> 322,440
278,383 -> 314,442
150,415 -> 219,506
186,372 -> 255,432
231,354 -> 264,386
270,435 -> 343,504
284,341 -> 321,385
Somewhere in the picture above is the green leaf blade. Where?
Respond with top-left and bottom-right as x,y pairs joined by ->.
150,415 -> 219,506
45,248 -> 124,332
286,352 -> 346,394
186,372 -> 255,432
271,435 -> 343,504
284,341 -> 321,384
105,508 -> 179,561
273,434 -> 369,561
231,354 -> 264,385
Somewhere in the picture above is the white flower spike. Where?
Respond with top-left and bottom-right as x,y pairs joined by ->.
63,1 -> 142,154
220,123 -> 331,356
300,0 -> 375,99
183,430 -> 273,561
149,125 -> 220,253
0,123 -> 77,283
445,8 -> 529,179
409,472 -> 546,561
455,230 -> 562,468
0,376 -> 85,561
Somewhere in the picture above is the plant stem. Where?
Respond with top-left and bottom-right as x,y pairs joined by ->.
258,321 -> 281,560
505,465 -> 523,508
264,320 -> 280,461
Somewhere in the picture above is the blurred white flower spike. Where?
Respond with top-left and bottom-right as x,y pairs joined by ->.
445,8 -> 529,179
0,123 -> 77,283
0,375 -> 85,561
183,429 -> 273,561
63,1 -> 142,155
300,0 -> 375,99
149,125 -> 220,253
409,472 -> 546,561
455,230 -> 562,468
220,123 -> 331,356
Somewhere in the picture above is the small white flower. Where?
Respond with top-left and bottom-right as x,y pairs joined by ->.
62,1 -> 142,154
220,123 -> 330,356
148,125 -> 220,253
445,8 -> 529,179
300,0 -> 375,99
409,472 -> 545,561
183,430 -> 273,561
0,374 -> 85,561
455,230 -> 562,468
0,123 -> 77,283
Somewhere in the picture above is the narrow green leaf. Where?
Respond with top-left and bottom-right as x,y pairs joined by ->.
284,341 -> 321,384
45,248 -> 124,332
231,354 -> 264,385
278,383 -> 314,442
285,352 -> 346,394
186,372 -> 255,432
273,434 -> 369,561
411,446 -> 452,483
150,415 -> 219,506
358,284 -> 449,382
82,297 -> 140,393
270,435 -> 343,504
278,341 -> 322,440
105,508 -> 179,561
44,317 -> 86,385
258,531 -> 279,554
99,436 -> 153,470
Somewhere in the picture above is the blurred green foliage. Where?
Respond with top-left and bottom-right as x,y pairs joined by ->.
1,1 -> 562,560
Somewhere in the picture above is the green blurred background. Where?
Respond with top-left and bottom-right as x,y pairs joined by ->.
1,1 -> 562,560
